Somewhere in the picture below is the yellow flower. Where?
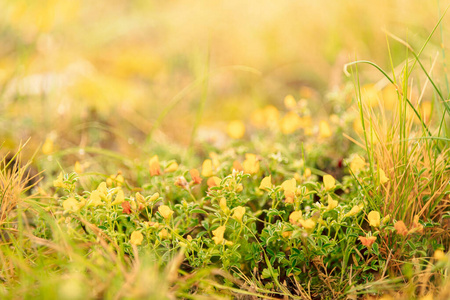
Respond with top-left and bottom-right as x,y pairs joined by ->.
282,226 -> 292,238
242,153 -> 260,175
299,218 -> 316,232
219,198 -> 229,215
149,192 -> 160,202
259,175 -> 272,191
358,236 -> 376,248
149,155 -> 161,176
201,159 -> 213,177
232,206 -> 246,223
394,221 -> 408,237
209,152 -> 220,169
158,228 -> 169,239
164,161 -> 179,173
232,160 -> 243,172
97,182 -> 108,196
207,176 -> 221,188
226,120 -> 245,139
323,174 -> 335,190
281,178 -> 296,203
434,249 -> 448,262
379,168 -> 389,184
410,215 -> 423,234
344,204 -> 363,218
53,173 -> 66,189
304,168 -> 311,179
319,120 -> 332,138
420,101 -> 432,122
326,195 -> 338,211
130,231 -> 144,245
381,84 -> 398,111
280,112 -> 301,134
88,190 -> 103,207
362,84 -> 380,108
62,197 -> 81,213
349,155 -> 366,174
42,137 -> 54,155
111,189 -> 125,205
284,94 -> 297,109
212,225 -> 226,245
175,176 -> 189,189
158,205 -> 174,219
74,161 -> 83,173
368,211 -> 380,227
289,211 -> 302,225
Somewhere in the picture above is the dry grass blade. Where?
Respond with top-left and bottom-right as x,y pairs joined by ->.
0,151 -> 40,230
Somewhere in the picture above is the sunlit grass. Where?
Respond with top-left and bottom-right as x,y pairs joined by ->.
0,1 -> 450,299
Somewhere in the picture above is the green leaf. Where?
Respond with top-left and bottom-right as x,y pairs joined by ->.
190,209 -> 208,214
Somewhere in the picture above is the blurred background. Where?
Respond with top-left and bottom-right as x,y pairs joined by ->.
0,0 -> 448,163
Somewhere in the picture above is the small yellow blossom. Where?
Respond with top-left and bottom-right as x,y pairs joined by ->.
323,174 -> 335,190
368,211 -> 381,227
135,192 -> 145,204
175,176 -> 189,189
362,84 -> 381,107
381,84 -> 398,111
359,236 -> 376,248
149,192 -> 160,202
149,155 -> 161,176
242,153 -> 259,175
201,159 -> 213,177
212,225 -> 226,245
304,168 -> 312,179
289,211 -> 302,224
326,195 -> 338,211
232,206 -> 246,223
394,221 -> 408,237
226,120 -> 246,139
63,197 -> 81,213
281,178 -> 296,203
280,111 -> 301,134
53,173 -> 66,189
344,204 -> 363,218
74,161 -> 83,173
158,205 -> 174,219
209,152 -> 220,169
190,169 -> 202,184
282,227 -> 292,238
319,120 -> 332,138
420,101 -> 432,122
259,175 -> 272,191
115,174 -> 124,185
410,215 -> 423,234
434,249 -> 448,262
130,231 -> 144,245
349,155 -> 366,174
111,189 -> 125,205
299,218 -> 316,232
207,176 -> 221,188
164,161 -> 179,173
42,137 -> 54,155
88,190 -> 103,207
232,160 -> 243,172
97,182 -> 108,197
284,94 -> 297,109
158,228 -> 169,239
219,198 -> 229,214
379,168 -> 389,184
